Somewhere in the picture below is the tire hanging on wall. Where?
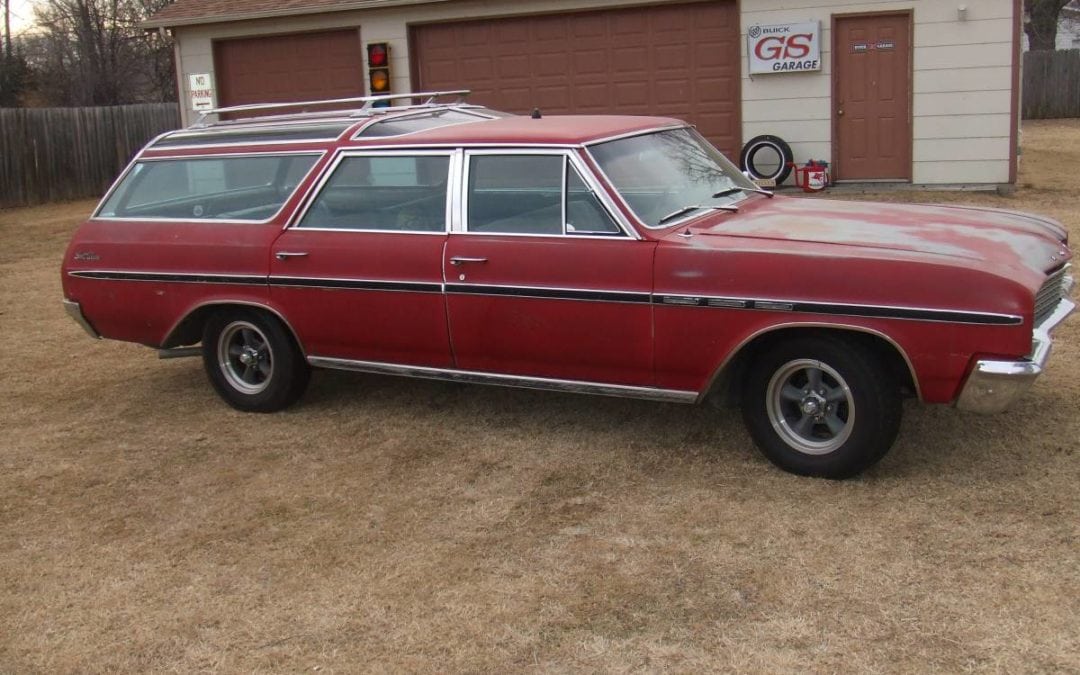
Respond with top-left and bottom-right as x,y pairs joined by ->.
740,135 -> 794,185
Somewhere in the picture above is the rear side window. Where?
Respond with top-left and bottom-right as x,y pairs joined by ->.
97,154 -> 319,221
298,155 -> 450,232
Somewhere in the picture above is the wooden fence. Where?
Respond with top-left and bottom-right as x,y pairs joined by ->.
1023,49 -> 1080,119
0,103 -> 181,208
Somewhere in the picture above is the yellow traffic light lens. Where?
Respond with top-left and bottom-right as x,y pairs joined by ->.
370,69 -> 390,93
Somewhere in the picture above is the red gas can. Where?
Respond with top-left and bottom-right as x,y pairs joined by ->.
789,160 -> 831,193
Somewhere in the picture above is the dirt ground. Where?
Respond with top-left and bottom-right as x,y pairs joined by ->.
1,121 -> 1078,673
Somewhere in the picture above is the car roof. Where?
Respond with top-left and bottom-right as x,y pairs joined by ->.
146,107 -> 684,153
357,114 -> 683,147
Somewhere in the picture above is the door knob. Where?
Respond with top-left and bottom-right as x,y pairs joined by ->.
838,109 -> 845,116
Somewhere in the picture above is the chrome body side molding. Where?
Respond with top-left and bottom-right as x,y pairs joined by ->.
307,356 -> 699,404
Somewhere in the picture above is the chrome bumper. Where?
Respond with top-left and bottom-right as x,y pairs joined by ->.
956,290 -> 1075,414
63,299 -> 101,339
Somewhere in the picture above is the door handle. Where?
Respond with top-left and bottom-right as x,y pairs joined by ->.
449,256 -> 488,266
837,109 -> 845,116
275,251 -> 309,260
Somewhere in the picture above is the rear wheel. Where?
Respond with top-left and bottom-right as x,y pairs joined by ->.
741,334 -> 901,478
202,309 -> 309,412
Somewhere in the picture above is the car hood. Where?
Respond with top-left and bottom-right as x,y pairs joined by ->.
686,197 -> 1071,277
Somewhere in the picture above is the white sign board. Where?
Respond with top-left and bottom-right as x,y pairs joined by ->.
188,73 -> 214,111
747,22 -> 821,74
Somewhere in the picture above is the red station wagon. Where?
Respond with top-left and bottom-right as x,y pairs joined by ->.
62,91 -> 1075,478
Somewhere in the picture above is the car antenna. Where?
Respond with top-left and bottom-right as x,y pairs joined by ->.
531,108 -> 542,119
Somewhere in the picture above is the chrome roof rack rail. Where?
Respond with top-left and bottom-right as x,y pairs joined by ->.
190,90 -> 472,128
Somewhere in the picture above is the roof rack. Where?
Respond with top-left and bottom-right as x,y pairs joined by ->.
190,90 -> 472,128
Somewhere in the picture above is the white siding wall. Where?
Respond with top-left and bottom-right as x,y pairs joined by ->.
172,0 -> 1017,185
174,0 -> 693,124
742,0 -> 1017,184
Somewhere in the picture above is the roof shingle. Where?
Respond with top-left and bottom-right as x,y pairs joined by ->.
145,0 -> 445,29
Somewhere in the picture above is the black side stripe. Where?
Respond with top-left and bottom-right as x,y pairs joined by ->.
69,270 -> 1022,326
70,271 -> 265,285
653,294 -> 1021,326
445,283 -> 651,304
270,277 -> 441,293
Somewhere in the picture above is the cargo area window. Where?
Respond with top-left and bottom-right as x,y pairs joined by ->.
297,154 -> 450,232
96,154 -> 319,222
466,154 -> 621,236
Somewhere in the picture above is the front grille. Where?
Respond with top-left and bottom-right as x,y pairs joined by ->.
1034,264 -> 1071,327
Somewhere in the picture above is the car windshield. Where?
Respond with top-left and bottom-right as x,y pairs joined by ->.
589,127 -> 760,228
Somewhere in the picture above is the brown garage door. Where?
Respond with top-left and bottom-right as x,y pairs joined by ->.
214,29 -> 365,109
411,2 -> 740,158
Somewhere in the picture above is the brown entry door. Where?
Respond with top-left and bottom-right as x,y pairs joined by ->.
834,14 -> 911,180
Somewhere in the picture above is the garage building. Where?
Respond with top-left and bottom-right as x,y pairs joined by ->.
145,0 -> 1022,187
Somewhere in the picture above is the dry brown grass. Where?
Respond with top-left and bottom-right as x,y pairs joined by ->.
1,121 -> 1078,674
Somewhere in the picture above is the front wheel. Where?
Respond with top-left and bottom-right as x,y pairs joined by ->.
202,309 -> 310,412
741,335 -> 902,479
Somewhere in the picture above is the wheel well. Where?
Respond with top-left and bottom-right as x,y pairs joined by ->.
162,303 -> 304,355
705,327 -> 918,407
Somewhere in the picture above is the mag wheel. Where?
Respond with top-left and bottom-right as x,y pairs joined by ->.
742,335 -> 902,479
202,309 -> 309,412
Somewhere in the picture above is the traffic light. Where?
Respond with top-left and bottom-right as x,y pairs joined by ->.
367,42 -> 391,107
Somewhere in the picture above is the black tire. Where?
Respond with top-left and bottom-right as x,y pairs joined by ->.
741,334 -> 902,479
740,135 -> 794,185
201,309 -> 310,412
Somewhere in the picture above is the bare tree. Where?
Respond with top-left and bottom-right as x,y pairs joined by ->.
4,0 -> 12,60
29,0 -> 175,105
0,0 -> 30,106
1025,0 -> 1074,50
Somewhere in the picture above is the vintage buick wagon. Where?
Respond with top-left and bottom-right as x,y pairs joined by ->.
62,92 -> 1075,478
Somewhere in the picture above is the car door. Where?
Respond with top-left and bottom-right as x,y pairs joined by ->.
444,150 -> 656,386
269,150 -> 455,366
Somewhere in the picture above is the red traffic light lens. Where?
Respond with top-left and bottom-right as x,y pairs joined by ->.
367,43 -> 388,67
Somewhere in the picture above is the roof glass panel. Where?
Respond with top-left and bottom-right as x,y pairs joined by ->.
355,110 -> 488,139
153,122 -> 352,148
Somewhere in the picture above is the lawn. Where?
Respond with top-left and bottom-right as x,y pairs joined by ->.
1,121 -> 1077,673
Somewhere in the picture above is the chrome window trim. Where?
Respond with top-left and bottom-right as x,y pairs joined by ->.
307,355 -> 699,404
351,142 -> 583,150
92,150 -> 326,225
288,148 -> 456,234
459,148 -> 638,240
448,148 -> 465,234
449,231 -> 631,241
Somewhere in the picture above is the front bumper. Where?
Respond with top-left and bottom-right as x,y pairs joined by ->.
63,299 -> 101,339
956,288 -> 1075,414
